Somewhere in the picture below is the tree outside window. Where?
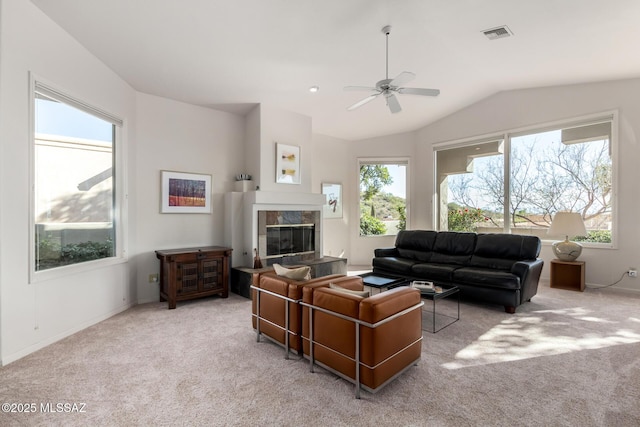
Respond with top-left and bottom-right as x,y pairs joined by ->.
437,119 -> 613,243
359,161 -> 407,236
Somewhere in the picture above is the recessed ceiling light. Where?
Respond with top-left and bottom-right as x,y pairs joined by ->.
309,86 -> 319,93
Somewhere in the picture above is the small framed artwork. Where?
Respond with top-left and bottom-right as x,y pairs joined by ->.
161,170 -> 212,214
275,143 -> 301,184
322,182 -> 343,218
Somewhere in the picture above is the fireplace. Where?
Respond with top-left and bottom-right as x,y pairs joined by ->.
258,210 -> 320,265
267,225 -> 315,256
224,190 -> 326,268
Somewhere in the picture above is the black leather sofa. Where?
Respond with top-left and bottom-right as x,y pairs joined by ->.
372,230 -> 544,313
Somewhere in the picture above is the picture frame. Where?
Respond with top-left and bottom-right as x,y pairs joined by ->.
161,170 -> 212,214
322,182 -> 343,218
275,143 -> 301,184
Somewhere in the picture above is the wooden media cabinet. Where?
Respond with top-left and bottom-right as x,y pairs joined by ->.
156,246 -> 232,309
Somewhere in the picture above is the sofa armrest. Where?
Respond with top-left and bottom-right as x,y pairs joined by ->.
374,247 -> 398,257
511,259 -> 544,303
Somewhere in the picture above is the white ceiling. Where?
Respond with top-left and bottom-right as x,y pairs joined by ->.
31,0 -> 640,141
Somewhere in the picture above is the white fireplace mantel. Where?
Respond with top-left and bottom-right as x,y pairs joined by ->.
244,190 -> 326,206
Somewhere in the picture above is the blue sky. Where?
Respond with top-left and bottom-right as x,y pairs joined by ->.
36,98 -> 113,142
386,164 -> 406,198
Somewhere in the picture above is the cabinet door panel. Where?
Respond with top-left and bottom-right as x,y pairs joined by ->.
178,262 -> 199,294
201,258 -> 223,291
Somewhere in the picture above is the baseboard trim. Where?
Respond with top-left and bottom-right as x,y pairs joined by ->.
1,302 -> 133,366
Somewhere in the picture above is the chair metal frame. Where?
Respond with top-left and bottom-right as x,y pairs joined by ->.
300,299 -> 424,398
251,284 -> 301,359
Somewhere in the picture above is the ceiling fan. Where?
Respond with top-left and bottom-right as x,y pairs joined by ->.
345,25 -> 440,114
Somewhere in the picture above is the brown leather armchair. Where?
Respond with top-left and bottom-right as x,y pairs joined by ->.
301,285 -> 423,398
251,271 -> 360,358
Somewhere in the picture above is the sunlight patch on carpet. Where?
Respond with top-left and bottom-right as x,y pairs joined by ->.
442,307 -> 640,369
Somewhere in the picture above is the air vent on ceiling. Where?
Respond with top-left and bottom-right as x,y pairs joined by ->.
483,25 -> 513,40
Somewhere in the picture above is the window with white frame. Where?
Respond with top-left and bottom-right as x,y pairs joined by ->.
434,114 -> 615,245
32,81 -> 122,272
359,159 -> 409,237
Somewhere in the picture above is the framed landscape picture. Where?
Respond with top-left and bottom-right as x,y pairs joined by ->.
322,182 -> 343,218
275,143 -> 300,184
161,170 -> 212,213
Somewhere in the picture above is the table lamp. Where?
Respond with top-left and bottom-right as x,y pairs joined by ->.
547,212 -> 587,261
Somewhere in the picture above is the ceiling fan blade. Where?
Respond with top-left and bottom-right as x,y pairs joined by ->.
347,94 -> 379,111
390,71 -> 415,87
385,93 -> 402,114
398,87 -> 440,96
344,86 -> 378,92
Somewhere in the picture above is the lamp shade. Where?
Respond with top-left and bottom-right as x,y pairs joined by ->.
548,212 -> 587,261
547,212 -> 587,238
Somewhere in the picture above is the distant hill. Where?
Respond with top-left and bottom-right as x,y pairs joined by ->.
360,192 -> 406,219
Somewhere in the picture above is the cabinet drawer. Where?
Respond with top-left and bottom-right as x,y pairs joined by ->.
173,252 -> 216,263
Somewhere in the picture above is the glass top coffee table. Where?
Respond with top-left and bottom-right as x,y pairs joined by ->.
414,284 -> 460,333
358,272 -> 409,294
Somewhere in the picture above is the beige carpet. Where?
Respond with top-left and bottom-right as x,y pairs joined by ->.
1,283 -> 639,427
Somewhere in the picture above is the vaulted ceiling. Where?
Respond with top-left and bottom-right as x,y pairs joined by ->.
31,0 -> 640,141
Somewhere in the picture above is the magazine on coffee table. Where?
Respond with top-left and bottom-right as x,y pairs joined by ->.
411,281 -> 442,293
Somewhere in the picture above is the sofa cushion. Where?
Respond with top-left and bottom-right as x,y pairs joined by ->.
273,263 -> 311,280
394,230 -> 438,262
329,283 -> 370,298
469,234 -> 541,270
411,263 -> 459,283
452,267 -> 521,290
372,256 -> 418,275
429,232 -> 477,265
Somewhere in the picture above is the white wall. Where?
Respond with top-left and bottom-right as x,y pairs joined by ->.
0,0 -> 137,364
415,79 -> 640,291
134,93 -> 245,304
244,106 -> 260,189
256,105 -> 313,193
312,134 -> 351,259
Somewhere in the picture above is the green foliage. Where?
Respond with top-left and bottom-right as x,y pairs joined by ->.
573,230 -> 611,243
37,239 -> 61,262
37,239 -> 113,270
365,192 -> 406,218
61,240 -> 113,261
397,206 -> 406,232
360,214 -> 386,236
360,165 -> 393,201
448,208 -> 487,232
